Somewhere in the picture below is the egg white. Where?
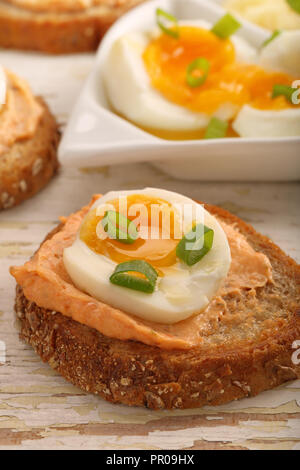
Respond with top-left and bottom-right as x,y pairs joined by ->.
103,21 -> 256,132
233,31 -> 300,139
0,66 -> 7,112
258,30 -> 300,77
233,105 -> 300,138
63,189 -> 231,324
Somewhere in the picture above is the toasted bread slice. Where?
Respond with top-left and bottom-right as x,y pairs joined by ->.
13,203 -> 300,410
0,0 -> 145,54
0,96 -> 59,210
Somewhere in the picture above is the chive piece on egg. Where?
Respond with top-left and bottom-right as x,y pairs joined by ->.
211,13 -> 241,39
186,57 -> 210,88
101,210 -> 138,244
156,8 -> 180,39
176,224 -> 214,267
272,84 -> 298,104
286,0 -> 300,14
110,260 -> 158,294
262,30 -> 281,48
204,117 -> 228,139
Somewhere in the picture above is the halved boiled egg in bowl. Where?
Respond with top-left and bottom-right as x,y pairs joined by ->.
58,0 -> 300,181
103,8 -> 300,140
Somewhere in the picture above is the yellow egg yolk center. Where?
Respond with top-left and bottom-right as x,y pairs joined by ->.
80,195 -> 181,269
143,26 -> 298,116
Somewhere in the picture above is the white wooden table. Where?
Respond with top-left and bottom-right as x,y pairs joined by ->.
0,50 -> 299,450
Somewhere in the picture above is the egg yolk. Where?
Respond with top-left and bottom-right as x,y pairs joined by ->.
80,195 -> 180,269
143,26 -> 298,115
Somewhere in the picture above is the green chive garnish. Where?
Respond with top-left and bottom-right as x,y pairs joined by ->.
110,260 -> 158,294
186,58 -> 210,88
211,13 -> 241,39
286,0 -> 300,14
204,117 -> 228,139
262,30 -> 281,48
102,211 -> 138,244
272,84 -> 297,103
176,224 -> 214,267
156,8 -> 179,39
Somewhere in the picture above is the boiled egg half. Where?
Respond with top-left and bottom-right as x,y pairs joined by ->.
63,189 -> 231,324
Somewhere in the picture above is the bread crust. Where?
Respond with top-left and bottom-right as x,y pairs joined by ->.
13,204 -> 300,410
0,0 -> 145,54
0,98 -> 60,210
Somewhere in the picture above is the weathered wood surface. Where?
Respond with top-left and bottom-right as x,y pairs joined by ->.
0,51 -> 299,450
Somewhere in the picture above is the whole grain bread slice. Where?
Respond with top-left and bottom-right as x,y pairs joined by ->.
0,98 -> 60,210
0,0 -> 145,54
13,203 -> 300,409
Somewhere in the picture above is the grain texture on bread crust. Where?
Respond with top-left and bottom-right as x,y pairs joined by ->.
14,204 -> 300,410
0,98 -> 59,210
0,0 -> 145,54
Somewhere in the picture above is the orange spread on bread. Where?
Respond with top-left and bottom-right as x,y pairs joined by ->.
0,70 -> 43,156
10,195 -> 273,350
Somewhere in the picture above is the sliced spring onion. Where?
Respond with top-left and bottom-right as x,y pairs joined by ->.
110,260 -> 158,294
262,30 -> 281,48
286,0 -> 300,14
186,58 -> 210,88
211,13 -> 241,39
272,84 -> 297,103
176,224 -> 214,267
101,211 -> 138,244
156,8 -> 179,39
204,117 -> 228,139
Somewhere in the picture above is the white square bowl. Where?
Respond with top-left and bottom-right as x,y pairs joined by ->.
59,0 -> 300,181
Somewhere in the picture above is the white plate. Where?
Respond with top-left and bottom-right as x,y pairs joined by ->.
59,0 -> 300,181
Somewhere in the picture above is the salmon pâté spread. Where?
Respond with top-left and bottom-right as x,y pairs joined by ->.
10,195 -> 274,350
0,70 -> 42,157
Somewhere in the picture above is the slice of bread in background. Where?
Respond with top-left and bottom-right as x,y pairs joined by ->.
13,204 -> 300,410
0,96 -> 59,210
0,0 -> 145,54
